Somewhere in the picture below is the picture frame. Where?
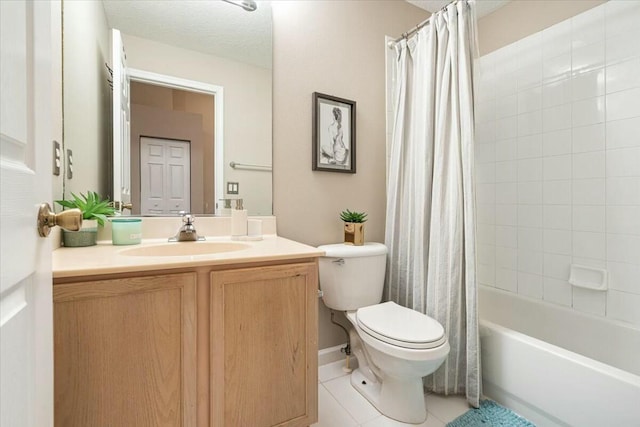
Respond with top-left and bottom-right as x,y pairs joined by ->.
312,92 -> 356,173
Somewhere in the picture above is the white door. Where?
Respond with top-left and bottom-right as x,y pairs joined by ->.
140,137 -> 191,215
1,0 -> 55,426
112,28 -> 131,208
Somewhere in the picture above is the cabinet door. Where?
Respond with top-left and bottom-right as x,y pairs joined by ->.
54,273 -> 197,427
211,263 -> 318,427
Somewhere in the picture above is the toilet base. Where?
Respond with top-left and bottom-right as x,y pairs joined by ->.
350,368 -> 427,424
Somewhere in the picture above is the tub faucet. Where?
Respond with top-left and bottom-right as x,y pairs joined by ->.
169,212 -> 205,242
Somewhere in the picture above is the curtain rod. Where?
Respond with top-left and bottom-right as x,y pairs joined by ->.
387,0 -> 462,48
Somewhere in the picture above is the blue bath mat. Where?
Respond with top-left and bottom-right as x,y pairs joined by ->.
446,400 -> 535,427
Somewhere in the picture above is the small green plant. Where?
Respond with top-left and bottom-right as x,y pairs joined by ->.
56,191 -> 115,226
340,209 -> 368,223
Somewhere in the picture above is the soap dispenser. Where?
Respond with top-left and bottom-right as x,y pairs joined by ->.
231,198 -> 247,239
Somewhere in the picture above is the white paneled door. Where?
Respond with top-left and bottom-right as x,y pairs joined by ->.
1,0 -> 55,426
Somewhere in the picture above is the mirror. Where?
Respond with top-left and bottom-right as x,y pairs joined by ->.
62,0 -> 272,215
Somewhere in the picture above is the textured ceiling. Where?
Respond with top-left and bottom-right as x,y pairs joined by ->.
406,0 -> 510,18
101,0 -> 272,69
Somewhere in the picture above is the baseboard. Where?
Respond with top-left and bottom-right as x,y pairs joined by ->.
318,343 -> 349,366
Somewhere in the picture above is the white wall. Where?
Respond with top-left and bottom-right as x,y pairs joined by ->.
62,0 -> 111,199
121,34 -> 273,215
475,0 -> 640,327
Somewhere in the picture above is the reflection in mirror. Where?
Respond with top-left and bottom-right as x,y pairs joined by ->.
61,0 -> 273,216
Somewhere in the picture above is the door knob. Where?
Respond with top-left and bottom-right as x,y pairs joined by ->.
37,203 -> 82,237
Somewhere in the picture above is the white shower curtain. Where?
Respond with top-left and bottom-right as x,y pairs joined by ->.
384,0 -> 480,407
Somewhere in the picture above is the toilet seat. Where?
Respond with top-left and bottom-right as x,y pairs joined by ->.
356,302 -> 446,349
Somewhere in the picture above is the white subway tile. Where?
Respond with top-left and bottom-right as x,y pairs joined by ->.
606,29 -> 640,66
496,226 -> 518,248
544,229 -> 572,255
572,41 -> 605,73
571,68 -> 605,101
517,110 -> 543,136
495,182 -> 517,204
496,246 -> 518,270
543,53 -> 572,83
543,205 -> 571,230
543,155 -> 572,181
606,88 -> 640,122
518,86 -> 542,114
606,177 -> 640,205
478,244 -> 495,265
605,0 -> 640,39
476,183 -> 495,204
517,134 -> 543,159
572,96 -> 605,127
496,116 -> 518,140
495,139 -> 517,161
477,203 -> 495,225
572,123 -> 605,153
518,250 -> 543,274
543,104 -> 572,132
518,204 -> 543,228
495,268 -> 518,293
476,142 -> 495,164
495,94 -> 518,119
476,101 -> 496,124
543,277 -> 572,306
476,163 -> 495,184
518,181 -> 543,204
608,262 -> 640,294
607,234 -> 640,264
607,206 -> 640,235
543,20 -> 572,59
543,129 -> 572,156
517,158 -> 543,182
606,290 -> 640,326
573,206 -> 605,233
573,178 -> 605,205
495,204 -> 517,226
517,63 -> 543,90
542,79 -> 571,108
573,151 -> 605,179
495,161 -> 517,183
606,116 -> 640,149
495,71 -> 518,97
544,253 -> 572,279
543,180 -> 571,205
477,224 -> 496,245
476,121 -> 495,144
606,57 -> 640,94
572,287 -> 606,316
518,272 -> 543,298
478,262 -> 496,286
519,227 -> 543,251
606,148 -> 640,177
573,231 -> 606,260
572,6 -> 605,49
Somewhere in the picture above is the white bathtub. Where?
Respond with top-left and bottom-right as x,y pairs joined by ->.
479,286 -> 640,427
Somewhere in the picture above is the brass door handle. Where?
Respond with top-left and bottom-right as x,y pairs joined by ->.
111,201 -> 133,211
37,203 -> 82,237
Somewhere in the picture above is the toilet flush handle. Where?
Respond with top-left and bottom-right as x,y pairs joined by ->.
332,258 -> 345,266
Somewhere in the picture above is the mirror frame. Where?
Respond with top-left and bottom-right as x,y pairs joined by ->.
125,69 -> 225,213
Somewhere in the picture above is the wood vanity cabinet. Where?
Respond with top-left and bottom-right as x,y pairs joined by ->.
53,260 -> 318,427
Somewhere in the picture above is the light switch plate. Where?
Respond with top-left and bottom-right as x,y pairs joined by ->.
53,141 -> 61,176
66,149 -> 73,179
227,181 -> 239,195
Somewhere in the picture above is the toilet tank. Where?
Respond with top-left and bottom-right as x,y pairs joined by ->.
317,242 -> 388,311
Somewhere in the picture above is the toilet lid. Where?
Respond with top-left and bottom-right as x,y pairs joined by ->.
356,302 -> 446,349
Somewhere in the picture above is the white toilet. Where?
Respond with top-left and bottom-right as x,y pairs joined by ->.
318,242 -> 450,424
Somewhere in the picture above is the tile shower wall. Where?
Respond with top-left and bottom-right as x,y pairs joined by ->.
475,0 -> 640,327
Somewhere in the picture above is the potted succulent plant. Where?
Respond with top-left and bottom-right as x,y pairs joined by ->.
340,209 -> 367,246
56,191 -> 115,247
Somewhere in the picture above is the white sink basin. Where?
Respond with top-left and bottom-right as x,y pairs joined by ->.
119,241 -> 250,257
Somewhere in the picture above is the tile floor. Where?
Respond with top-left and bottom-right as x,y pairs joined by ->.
312,360 -> 471,427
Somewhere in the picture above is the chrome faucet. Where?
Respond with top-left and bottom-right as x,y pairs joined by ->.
169,212 -> 205,242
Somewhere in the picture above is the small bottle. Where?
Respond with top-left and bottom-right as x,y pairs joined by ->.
231,198 -> 247,238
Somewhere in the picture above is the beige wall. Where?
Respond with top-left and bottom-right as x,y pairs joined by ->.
122,35 -> 273,215
272,1 -> 429,350
477,0 -> 606,55
62,0 -> 111,200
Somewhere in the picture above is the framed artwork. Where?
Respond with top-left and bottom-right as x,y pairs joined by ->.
312,92 -> 356,173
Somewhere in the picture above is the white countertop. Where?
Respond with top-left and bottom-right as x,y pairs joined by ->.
53,235 -> 324,279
